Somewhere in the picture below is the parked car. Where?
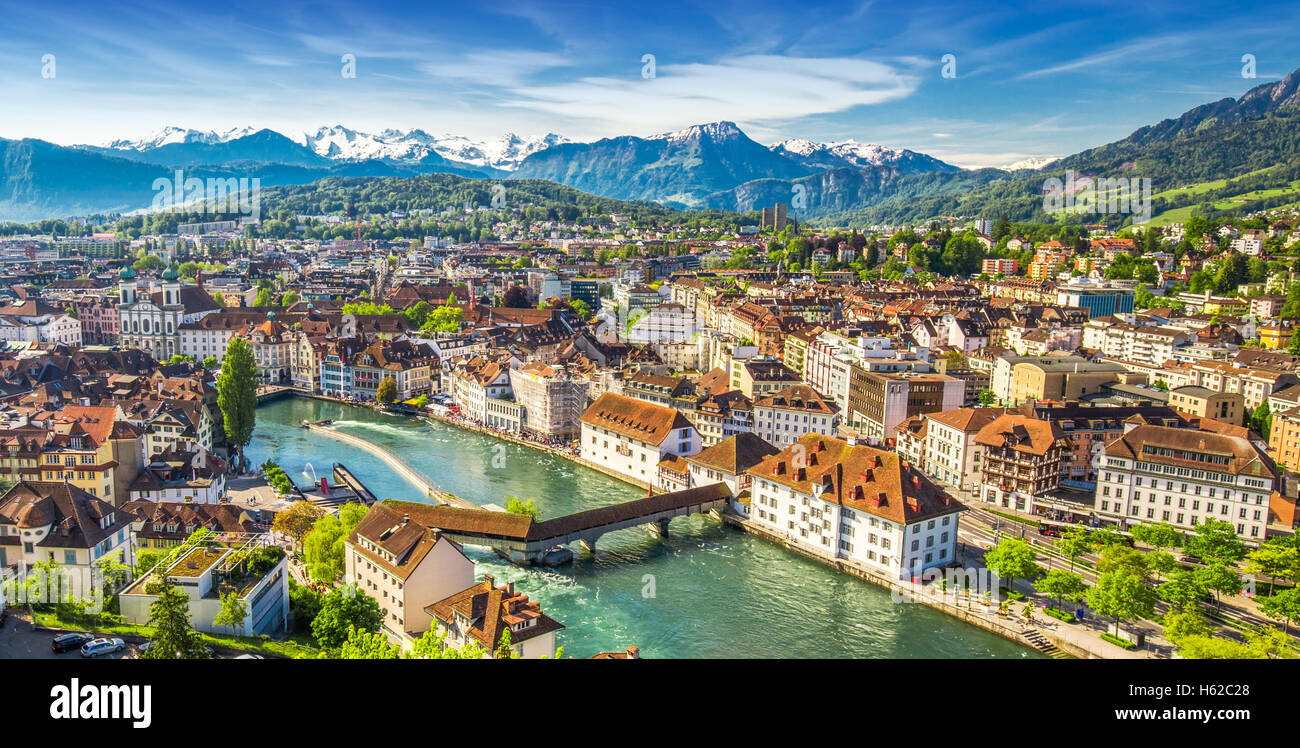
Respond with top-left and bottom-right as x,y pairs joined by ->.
1179,554 -> 1203,565
51,632 -> 94,653
234,654 -> 265,659
80,637 -> 125,658
1039,526 -> 1061,537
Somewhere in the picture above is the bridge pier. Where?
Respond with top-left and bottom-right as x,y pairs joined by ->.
647,518 -> 671,537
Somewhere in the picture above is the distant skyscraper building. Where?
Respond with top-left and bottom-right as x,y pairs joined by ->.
761,203 -> 789,231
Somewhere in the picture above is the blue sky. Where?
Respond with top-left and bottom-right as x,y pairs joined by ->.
1,0 -> 1298,167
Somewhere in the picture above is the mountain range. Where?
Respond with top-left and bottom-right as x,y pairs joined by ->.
4,68 -> 1300,224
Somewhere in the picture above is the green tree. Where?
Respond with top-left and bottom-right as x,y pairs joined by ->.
1157,569 -> 1208,613
1033,569 -> 1087,610
1162,609 -> 1216,646
213,590 -> 248,637
1147,550 -> 1178,582
984,538 -> 1042,594
1176,635 -> 1261,659
141,577 -> 207,659
1130,522 -> 1183,551
335,625 -> 401,659
217,337 -> 258,468
288,580 -> 323,634
1249,400 -> 1272,440
201,356 -> 219,369
405,627 -> 489,659
495,627 -> 519,659
1259,587 -> 1300,634
1194,563 -> 1243,609
1243,543 -> 1299,594
132,254 -> 167,272
311,584 -> 383,650
1185,519 -> 1246,566
1057,527 -> 1093,571
1096,544 -> 1150,580
977,389 -> 998,406
281,290 -> 300,307
253,286 -> 275,307
376,376 -> 398,404
421,303 -> 463,333
504,496 -> 541,518
569,298 -> 591,318
1086,570 -> 1157,637
272,500 -> 326,551
303,503 -> 368,585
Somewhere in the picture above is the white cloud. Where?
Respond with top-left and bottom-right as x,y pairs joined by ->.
503,54 -> 920,136
421,50 -> 575,87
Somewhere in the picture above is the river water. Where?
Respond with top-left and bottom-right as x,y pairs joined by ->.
248,396 -> 1041,659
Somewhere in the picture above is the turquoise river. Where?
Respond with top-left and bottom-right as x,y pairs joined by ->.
248,396 -> 1043,659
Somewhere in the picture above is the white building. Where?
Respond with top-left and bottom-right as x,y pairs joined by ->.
922,408 -> 1005,500
627,302 -> 699,345
580,392 -> 701,487
0,300 -> 82,346
746,435 -> 965,580
1095,424 -> 1274,542
753,384 -> 839,447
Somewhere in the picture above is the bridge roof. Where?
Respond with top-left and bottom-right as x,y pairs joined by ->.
372,483 -> 732,544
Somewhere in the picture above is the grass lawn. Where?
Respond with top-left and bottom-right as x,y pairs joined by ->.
31,609 -> 321,659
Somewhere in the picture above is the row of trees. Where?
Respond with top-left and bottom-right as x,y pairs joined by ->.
984,520 -> 1300,657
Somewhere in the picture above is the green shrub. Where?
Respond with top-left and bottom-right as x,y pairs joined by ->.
1101,632 -> 1137,649
1044,607 -> 1074,623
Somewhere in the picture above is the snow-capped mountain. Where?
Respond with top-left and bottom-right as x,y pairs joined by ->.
648,121 -> 748,144
99,125 -> 566,171
292,126 -> 566,170
1002,156 -> 1060,171
105,126 -> 260,151
769,138 -> 959,173
429,132 -> 568,171
294,126 -> 440,162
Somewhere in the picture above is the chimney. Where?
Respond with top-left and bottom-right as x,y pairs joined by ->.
483,573 -> 495,589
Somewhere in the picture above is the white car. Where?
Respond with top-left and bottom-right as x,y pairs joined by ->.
81,637 -> 125,658
234,654 -> 265,659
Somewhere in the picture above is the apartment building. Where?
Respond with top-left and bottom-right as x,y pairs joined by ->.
922,407 -> 1005,500
1009,359 -> 1136,404
974,414 -> 1072,512
345,501 -> 476,647
429,573 -> 564,659
746,435 -> 965,579
1096,425 -> 1275,542
580,392 -> 701,487
1167,385 -> 1244,426
752,384 -> 839,447
0,481 -> 135,575
847,370 -> 964,441
1081,319 -> 1191,366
